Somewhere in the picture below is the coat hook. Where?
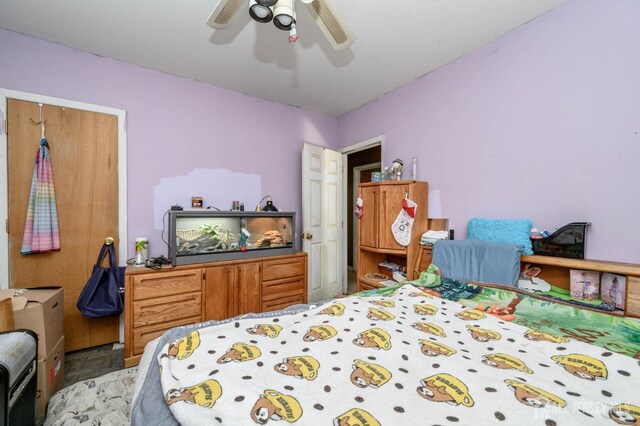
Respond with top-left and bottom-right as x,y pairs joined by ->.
105,237 -> 114,245
29,103 -> 47,139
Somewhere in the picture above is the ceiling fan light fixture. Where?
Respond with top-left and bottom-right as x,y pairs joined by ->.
249,0 -> 274,23
273,0 -> 295,31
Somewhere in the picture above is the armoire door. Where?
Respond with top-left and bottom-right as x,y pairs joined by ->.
7,99 -> 119,352
358,185 -> 378,249
378,183 -> 410,250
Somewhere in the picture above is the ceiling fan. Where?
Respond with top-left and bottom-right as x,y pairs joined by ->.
206,0 -> 355,50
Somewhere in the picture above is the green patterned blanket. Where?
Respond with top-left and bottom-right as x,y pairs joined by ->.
356,281 -> 640,359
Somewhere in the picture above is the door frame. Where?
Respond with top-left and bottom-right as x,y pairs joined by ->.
0,88 -> 128,290
339,135 -> 384,293
352,162 -> 381,269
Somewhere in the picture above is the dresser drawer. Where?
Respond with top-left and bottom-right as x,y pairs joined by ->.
132,315 -> 201,355
133,292 -> 202,328
262,293 -> 305,313
132,269 -> 202,300
262,277 -> 305,302
262,257 -> 305,281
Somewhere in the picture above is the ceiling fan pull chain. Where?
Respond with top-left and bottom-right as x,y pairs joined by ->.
289,23 -> 298,43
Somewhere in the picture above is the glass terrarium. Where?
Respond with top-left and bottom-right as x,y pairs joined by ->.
168,210 -> 295,265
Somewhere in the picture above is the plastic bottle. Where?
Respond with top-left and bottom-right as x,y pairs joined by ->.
411,157 -> 417,181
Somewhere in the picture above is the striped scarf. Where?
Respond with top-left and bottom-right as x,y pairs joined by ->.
21,138 -> 60,254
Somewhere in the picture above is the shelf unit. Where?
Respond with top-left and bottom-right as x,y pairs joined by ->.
356,180 -> 428,292
521,255 -> 640,318
410,246 -> 640,318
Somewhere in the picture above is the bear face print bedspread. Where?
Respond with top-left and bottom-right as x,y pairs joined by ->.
157,284 -> 640,425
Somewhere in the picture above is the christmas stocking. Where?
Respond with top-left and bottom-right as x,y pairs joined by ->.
391,197 -> 417,246
355,194 -> 363,219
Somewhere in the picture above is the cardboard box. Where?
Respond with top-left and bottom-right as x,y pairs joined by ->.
36,335 -> 65,423
0,287 -> 64,359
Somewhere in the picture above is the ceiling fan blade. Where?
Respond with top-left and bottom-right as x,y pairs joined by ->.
303,0 -> 354,50
206,0 -> 245,29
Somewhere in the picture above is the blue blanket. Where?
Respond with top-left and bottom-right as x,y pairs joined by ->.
432,239 -> 522,286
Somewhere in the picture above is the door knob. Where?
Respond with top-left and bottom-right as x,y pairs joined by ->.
302,233 -> 313,240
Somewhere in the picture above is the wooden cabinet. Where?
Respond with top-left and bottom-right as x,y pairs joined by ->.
359,183 -> 412,251
204,263 -> 261,320
124,252 -> 307,367
357,181 -> 428,292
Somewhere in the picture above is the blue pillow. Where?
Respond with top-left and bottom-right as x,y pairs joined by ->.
467,218 -> 533,255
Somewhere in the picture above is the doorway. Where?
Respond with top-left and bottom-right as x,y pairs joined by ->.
0,89 -> 127,351
340,137 -> 383,294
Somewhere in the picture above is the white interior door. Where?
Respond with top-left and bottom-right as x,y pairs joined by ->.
302,143 -> 343,303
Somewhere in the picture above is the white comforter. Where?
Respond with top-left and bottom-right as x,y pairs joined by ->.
158,284 -> 640,425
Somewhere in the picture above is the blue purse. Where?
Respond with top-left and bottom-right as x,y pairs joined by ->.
77,242 -> 125,318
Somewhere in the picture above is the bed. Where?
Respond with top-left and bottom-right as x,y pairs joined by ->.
46,281 -> 640,425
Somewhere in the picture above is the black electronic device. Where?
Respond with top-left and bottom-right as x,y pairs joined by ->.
171,205 -> 183,211
0,329 -> 37,426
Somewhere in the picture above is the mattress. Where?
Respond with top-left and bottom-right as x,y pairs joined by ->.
132,283 -> 640,425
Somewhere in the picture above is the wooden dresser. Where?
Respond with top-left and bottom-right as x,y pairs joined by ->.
124,251 -> 307,367
357,181 -> 428,292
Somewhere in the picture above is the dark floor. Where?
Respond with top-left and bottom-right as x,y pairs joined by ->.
64,342 -> 124,388
348,269 -> 357,294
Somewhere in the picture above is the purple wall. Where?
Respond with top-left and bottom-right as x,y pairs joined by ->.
2,0 -> 639,264
338,0 -> 640,263
0,29 -> 337,258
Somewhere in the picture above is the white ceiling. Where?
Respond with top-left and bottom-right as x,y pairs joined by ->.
0,0 -> 566,117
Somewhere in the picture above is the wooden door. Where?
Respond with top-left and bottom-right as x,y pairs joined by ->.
235,262 -> 261,316
204,265 -> 232,321
7,99 -> 119,352
359,185 -> 378,248
378,183 -> 410,250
